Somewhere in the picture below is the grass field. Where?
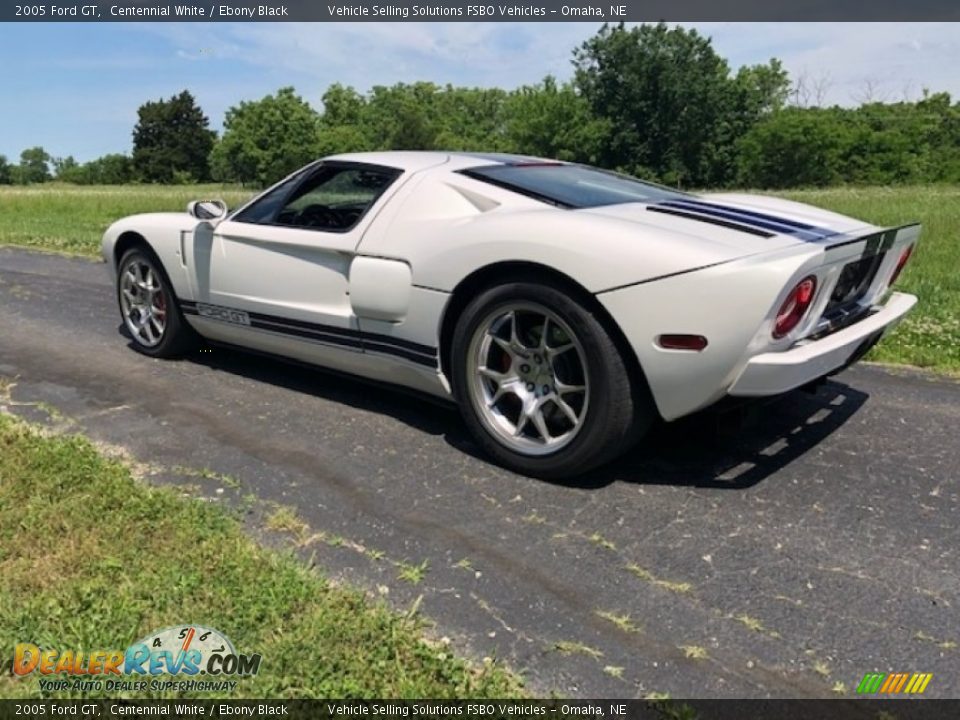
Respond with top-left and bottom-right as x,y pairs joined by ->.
0,412 -> 521,699
0,183 -> 956,372
0,184 -> 255,256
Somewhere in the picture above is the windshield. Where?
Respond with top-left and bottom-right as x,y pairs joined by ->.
460,163 -> 690,208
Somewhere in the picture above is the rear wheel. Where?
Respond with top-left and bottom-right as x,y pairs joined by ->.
451,282 -> 650,478
117,247 -> 195,358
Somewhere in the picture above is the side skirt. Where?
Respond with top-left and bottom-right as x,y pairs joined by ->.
202,338 -> 458,411
181,310 -> 450,400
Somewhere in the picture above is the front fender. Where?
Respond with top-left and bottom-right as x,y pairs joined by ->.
102,213 -> 197,301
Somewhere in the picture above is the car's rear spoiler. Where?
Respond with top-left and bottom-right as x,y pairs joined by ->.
823,222 -> 921,255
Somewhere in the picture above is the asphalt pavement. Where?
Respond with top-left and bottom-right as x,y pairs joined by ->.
1,247 -> 958,698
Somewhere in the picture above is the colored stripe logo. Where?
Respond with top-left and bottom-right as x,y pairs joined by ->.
856,672 -> 933,694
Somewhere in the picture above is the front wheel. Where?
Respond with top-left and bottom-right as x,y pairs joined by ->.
117,247 -> 195,358
451,282 -> 651,479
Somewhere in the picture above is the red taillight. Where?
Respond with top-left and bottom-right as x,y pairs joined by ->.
888,245 -> 914,286
657,334 -> 708,351
773,275 -> 817,339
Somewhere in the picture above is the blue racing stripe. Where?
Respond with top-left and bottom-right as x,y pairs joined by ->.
674,198 -> 817,229
663,199 -> 840,240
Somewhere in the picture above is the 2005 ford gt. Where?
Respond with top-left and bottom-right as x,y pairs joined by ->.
102,152 -> 919,477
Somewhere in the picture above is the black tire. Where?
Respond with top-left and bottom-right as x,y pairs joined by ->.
451,281 -> 652,479
116,246 -> 197,358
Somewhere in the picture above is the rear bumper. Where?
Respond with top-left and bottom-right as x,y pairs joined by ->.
728,292 -> 917,396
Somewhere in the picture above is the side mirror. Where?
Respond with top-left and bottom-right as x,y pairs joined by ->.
187,200 -> 228,221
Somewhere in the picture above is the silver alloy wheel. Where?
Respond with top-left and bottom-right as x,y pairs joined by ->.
119,256 -> 168,348
466,302 -> 590,456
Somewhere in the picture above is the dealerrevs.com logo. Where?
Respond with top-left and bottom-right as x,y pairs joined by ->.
13,625 -> 261,693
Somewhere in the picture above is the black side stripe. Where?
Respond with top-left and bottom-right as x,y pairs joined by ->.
242,308 -> 434,355
250,320 -> 365,350
646,206 -> 775,238
361,339 -> 439,367
179,301 -> 437,368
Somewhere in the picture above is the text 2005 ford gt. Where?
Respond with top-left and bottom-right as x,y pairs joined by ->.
102,152 -> 919,477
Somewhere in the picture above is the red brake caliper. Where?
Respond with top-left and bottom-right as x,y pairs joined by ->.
500,344 -> 512,372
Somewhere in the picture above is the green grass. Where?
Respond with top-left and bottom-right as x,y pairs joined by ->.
679,645 -> 709,661
0,184 -> 254,256
396,560 -> 430,585
0,414 -> 521,699
550,641 -> 603,660
0,183 -> 956,372
625,563 -> 693,595
595,610 -> 641,634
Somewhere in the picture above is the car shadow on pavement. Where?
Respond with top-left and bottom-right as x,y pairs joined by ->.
160,335 -> 464,436
588,380 -> 870,490
143,330 -> 869,492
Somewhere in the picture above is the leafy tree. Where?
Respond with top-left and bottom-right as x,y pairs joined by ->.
503,76 -> 606,162
315,124 -> 373,157
317,82 -> 511,155
363,82 -> 443,150
736,95 -> 960,187
914,92 -> 960,182
321,84 -> 368,129
846,95 -> 960,184
712,60 -> 791,185
0,155 -> 12,184
431,85 -> 510,151
211,87 -> 320,187
52,156 -> 79,180
18,146 -> 52,184
316,83 -> 376,156
736,108 -> 848,187
55,163 -> 89,184
733,60 -> 791,117
55,154 -> 135,185
87,154 -> 136,184
574,22 -> 789,187
574,23 -> 729,185
132,90 -> 215,183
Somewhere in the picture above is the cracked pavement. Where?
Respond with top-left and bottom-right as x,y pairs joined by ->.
1,247 -> 958,698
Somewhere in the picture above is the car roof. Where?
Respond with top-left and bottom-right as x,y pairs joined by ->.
322,150 -> 561,172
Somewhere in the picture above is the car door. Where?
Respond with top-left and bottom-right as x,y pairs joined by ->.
185,161 -> 402,355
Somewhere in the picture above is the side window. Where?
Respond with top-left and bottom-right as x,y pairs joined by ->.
231,172 -> 305,225
275,165 -> 400,232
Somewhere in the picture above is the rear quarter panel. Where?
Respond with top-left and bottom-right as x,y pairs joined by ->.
598,243 -> 823,420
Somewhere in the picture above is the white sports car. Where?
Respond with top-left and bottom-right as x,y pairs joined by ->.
102,152 -> 919,477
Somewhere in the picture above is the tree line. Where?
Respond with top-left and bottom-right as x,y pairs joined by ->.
3,23 -> 959,190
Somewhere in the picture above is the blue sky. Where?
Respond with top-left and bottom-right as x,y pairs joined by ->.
1,22 -> 958,162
